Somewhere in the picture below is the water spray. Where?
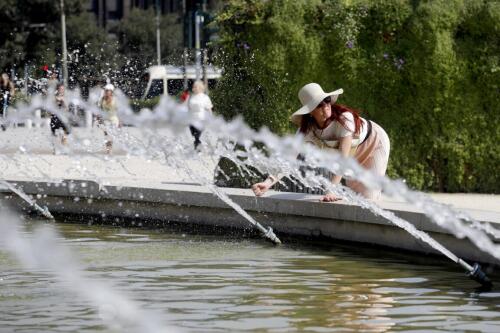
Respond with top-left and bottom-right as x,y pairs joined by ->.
0,209 -> 173,332
318,183 -> 494,289
205,184 -> 281,244
0,180 -> 54,219
3,90 -> 496,285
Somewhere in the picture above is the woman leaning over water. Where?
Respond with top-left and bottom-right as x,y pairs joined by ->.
252,83 -> 390,201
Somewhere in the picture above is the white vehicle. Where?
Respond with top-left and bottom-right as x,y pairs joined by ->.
142,65 -> 222,99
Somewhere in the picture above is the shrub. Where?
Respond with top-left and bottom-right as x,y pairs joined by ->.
130,97 -> 161,112
212,0 -> 499,193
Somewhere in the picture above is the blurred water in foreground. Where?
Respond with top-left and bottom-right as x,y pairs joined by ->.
1,218 -> 499,333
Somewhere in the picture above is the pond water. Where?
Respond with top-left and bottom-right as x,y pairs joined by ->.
1,218 -> 499,332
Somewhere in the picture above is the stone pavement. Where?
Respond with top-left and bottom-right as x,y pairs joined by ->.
0,126 -> 218,184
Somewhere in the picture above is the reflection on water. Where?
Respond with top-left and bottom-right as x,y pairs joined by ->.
1,219 -> 499,333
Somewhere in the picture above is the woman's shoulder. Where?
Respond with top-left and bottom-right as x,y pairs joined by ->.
340,111 -> 355,122
201,93 -> 212,102
189,93 -> 208,101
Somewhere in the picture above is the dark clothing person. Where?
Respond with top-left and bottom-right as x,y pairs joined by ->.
50,114 -> 71,136
50,84 -> 71,145
1,74 -> 15,131
0,88 -> 7,130
189,125 -> 202,149
1,88 -> 11,116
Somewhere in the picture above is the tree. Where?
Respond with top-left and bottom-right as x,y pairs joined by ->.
212,0 -> 500,193
115,8 -> 184,97
0,0 -> 117,90
65,11 -> 121,90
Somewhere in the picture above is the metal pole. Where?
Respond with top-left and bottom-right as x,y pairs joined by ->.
23,64 -> 28,95
203,48 -> 208,92
194,11 -> 203,81
183,48 -> 188,90
155,0 -> 161,66
60,0 -> 68,85
182,0 -> 188,90
98,0 -> 104,27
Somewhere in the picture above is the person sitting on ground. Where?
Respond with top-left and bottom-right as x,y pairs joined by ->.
49,83 -> 71,150
251,83 -> 391,201
187,80 -> 213,149
98,83 -> 119,154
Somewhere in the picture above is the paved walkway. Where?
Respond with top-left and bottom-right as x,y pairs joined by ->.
0,127 -> 218,183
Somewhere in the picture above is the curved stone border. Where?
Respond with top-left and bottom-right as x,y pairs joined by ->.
1,179 -> 499,265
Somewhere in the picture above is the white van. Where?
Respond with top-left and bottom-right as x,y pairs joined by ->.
142,65 -> 222,99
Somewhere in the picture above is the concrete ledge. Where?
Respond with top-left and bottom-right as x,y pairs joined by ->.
1,178 -> 499,265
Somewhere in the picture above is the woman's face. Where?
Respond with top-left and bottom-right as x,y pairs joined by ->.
104,89 -> 113,98
310,97 -> 332,126
192,83 -> 202,94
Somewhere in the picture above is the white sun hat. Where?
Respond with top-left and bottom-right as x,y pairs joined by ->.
290,83 -> 343,125
104,83 -> 115,91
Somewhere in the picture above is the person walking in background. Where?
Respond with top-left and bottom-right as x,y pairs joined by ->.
252,83 -> 390,201
46,70 -> 59,91
188,80 -> 213,149
49,83 -> 71,151
1,72 -> 15,131
98,83 -> 119,154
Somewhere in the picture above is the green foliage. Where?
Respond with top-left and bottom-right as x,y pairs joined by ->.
115,9 -> 183,97
212,0 -> 323,134
66,12 -> 121,88
130,96 -> 161,112
0,0 -> 90,71
212,0 -> 499,193
117,8 -> 183,63
0,2 -> 183,95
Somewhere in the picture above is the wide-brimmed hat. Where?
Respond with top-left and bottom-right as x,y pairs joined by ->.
104,83 -> 115,91
290,83 -> 343,125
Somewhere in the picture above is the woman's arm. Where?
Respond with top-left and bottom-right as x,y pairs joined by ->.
206,95 -> 213,114
9,82 -> 15,96
251,175 -> 278,196
321,135 -> 353,202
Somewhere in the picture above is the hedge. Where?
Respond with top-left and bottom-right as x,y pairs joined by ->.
211,0 -> 499,193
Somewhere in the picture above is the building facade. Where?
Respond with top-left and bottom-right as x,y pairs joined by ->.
87,0 -> 217,27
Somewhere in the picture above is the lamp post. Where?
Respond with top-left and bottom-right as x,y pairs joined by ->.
182,0 -> 188,90
194,10 -> 203,81
60,0 -> 68,85
156,0 -> 161,66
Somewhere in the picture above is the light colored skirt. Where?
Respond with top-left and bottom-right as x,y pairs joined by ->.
346,121 -> 390,199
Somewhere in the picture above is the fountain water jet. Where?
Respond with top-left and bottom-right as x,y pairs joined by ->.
0,180 -> 54,219
0,208 -> 177,332
1,90 -> 497,287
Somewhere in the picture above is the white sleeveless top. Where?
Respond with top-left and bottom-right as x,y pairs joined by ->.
302,112 -> 368,150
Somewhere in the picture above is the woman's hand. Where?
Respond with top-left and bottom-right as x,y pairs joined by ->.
251,179 -> 273,196
320,192 -> 342,202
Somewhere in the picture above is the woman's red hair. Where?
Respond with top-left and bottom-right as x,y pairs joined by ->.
300,104 -> 363,135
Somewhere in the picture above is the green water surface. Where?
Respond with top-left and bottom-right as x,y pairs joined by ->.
1,219 -> 499,332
